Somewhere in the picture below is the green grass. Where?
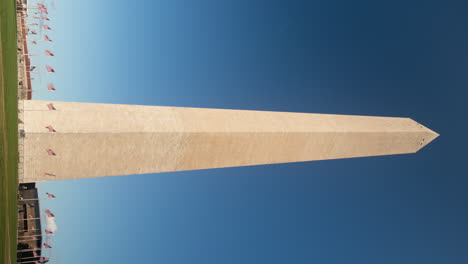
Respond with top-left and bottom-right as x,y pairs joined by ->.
0,0 -> 18,263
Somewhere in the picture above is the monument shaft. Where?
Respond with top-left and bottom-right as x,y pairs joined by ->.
19,100 -> 438,183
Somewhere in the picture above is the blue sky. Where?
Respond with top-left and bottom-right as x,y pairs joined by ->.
27,0 -> 468,263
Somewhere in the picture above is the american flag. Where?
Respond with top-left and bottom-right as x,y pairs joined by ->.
45,50 -> 54,56
30,66 -> 36,71
46,65 -> 55,73
37,3 -> 46,8
45,229 -> 54,234
46,149 -> 56,156
31,30 -> 37,34
43,243 -> 52,249
43,25 -> 52,30
40,257 -> 50,261
45,125 -> 56,132
45,209 -> 55,217
40,9 -> 48,14
44,173 -> 56,177
31,41 -> 37,44
47,103 -> 56,110
44,35 -> 52,42
47,83 -> 56,91
41,17 -> 49,21
46,192 -> 56,198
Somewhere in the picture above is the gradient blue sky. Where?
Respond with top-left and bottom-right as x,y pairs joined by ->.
27,0 -> 468,263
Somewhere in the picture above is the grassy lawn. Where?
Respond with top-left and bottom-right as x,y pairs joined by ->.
0,0 -> 18,263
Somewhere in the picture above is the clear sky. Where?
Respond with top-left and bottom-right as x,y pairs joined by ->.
26,0 -> 468,263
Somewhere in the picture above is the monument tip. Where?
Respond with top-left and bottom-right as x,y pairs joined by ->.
414,120 -> 439,151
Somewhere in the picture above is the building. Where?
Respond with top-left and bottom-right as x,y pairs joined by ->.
16,0 -> 35,100
17,183 -> 44,262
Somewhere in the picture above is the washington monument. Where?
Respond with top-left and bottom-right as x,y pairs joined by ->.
19,100 -> 438,183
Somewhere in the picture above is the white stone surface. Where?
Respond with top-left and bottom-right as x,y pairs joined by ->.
20,100 -> 439,183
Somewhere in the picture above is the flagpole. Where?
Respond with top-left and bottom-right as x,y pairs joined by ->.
19,198 -> 55,201
17,256 -> 43,260
17,257 -> 45,261
18,235 -> 42,239
17,257 -> 52,263
19,261 -> 52,264
18,235 -> 41,239
17,248 -> 43,253
17,247 -> 52,253
21,54 -> 57,57
19,234 -> 47,238
27,18 -> 50,21
17,229 -> 38,232
18,260 -> 48,264
21,110 -> 58,111
18,238 -> 40,242
24,90 -> 57,92
21,155 -> 57,157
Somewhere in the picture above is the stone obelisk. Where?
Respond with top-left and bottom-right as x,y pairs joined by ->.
18,100 -> 438,183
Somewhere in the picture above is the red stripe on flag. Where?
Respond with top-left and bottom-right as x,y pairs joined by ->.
46,65 -> 55,73
46,149 -> 56,156
47,103 -> 56,110
45,50 -> 54,56
45,125 -> 56,132
47,83 -> 56,90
